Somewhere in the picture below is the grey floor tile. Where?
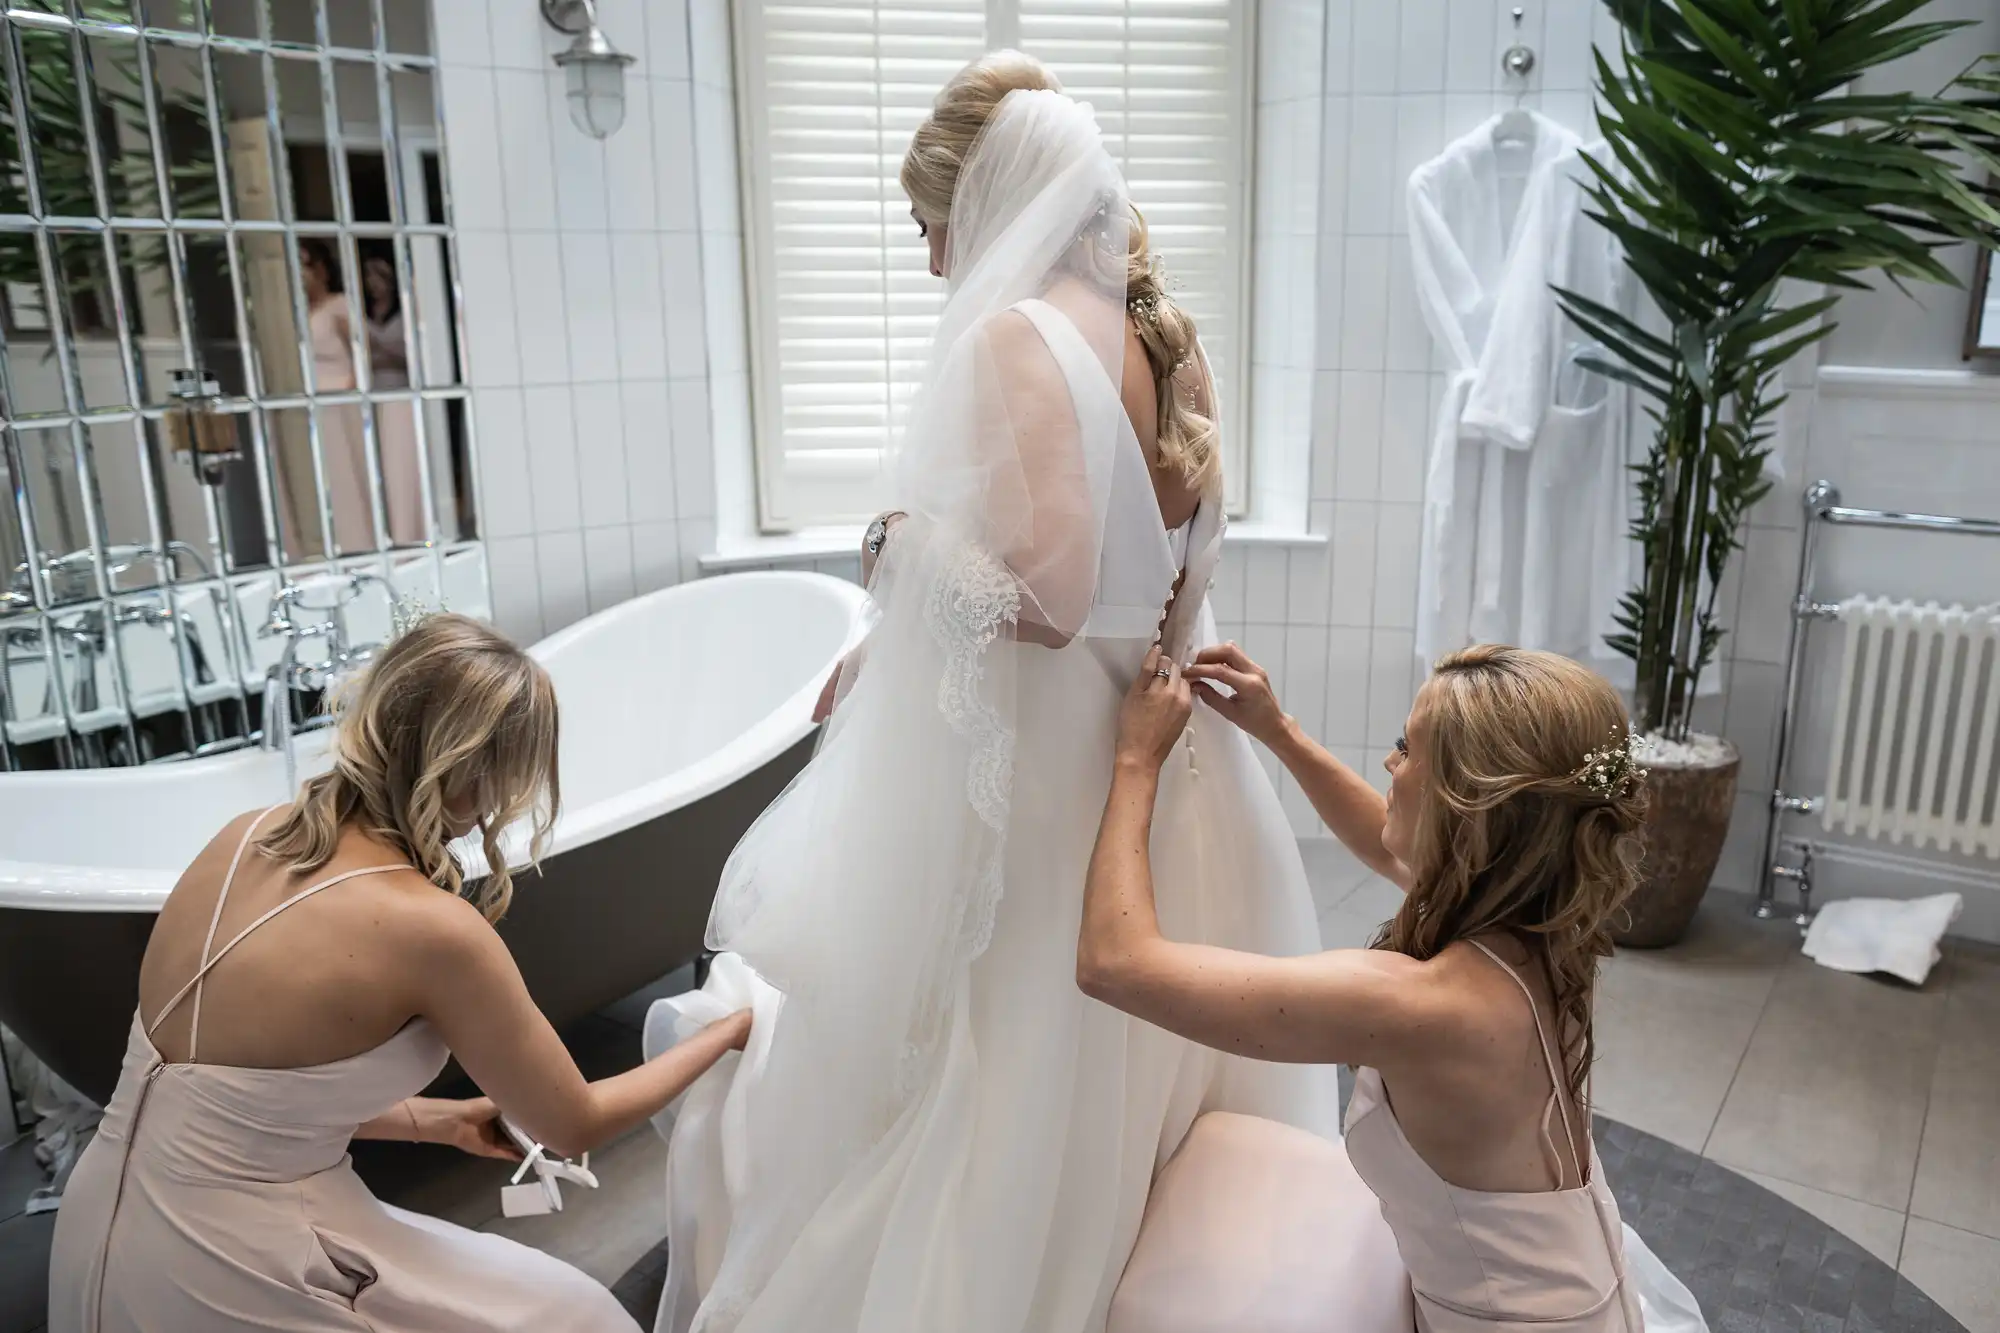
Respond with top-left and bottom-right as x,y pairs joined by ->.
482,1125 -> 669,1286
1740,1169 -> 1909,1266
1299,839 -> 1375,916
1900,1219 -> 2000,1333
1708,957 -> 1948,1210
1335,875 -> 1407,923
1318,903 -> 1387,951
0,1141 -> 43,1226
1592,900 -> 1793,1153
1910,943 -> 2000,1240
0,1213 -> 51,1333
1314,876 -> 1405,952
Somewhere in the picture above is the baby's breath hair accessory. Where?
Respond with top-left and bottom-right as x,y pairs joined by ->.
1127,274 -> 1194,372
1573,728 -> 1649,799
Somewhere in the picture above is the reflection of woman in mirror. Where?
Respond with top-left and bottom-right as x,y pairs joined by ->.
364,253 -> 426,546
299,239 -> 374,554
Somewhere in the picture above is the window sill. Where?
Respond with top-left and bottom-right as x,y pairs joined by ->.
1223,522 -> 1325,549
699,519 -> 1323,573
700,529 -> 863,572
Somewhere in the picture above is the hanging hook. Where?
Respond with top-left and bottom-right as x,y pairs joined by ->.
1501,6 -> 1537,82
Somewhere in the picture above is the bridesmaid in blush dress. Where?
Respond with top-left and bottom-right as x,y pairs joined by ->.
1088,644 -> 1706,1333
299,239 -> 375,554
48,615 -> 750,1333
363,254 -> 428,547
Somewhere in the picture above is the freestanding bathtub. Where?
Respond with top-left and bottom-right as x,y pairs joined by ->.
0,571 -> 868,1104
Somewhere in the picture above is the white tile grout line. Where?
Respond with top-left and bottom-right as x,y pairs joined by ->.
1696,945 -> 1992,1270
1891,945 -> 1964,1268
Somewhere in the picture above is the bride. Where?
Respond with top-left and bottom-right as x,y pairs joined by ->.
644,53 -> 1339,1333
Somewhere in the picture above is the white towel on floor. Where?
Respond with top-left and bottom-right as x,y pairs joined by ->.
1801,894 -> 1961,986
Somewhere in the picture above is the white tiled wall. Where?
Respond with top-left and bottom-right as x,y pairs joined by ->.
432,0 -> 2000,932
1243,0 -> 2000,900
1232,0 -> 1624,835
1245,0 -> 1323,535
432,0 -> 720,644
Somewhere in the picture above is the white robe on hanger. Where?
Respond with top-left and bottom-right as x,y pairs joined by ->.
1471,138 -> 1640,688
1411,120 -> 1768,690
1409,110 -> 1585,667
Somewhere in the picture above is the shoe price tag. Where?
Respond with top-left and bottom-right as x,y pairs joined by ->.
500,1181 -> 558,1218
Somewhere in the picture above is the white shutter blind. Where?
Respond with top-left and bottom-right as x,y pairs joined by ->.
738,0 -> 1253,531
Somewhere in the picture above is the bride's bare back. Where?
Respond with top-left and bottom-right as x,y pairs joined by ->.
1038,276 -> 1212,536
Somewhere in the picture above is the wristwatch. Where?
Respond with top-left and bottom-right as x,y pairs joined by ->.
865,511 -> 905,557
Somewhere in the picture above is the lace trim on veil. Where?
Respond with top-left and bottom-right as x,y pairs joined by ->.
923,538 -> 1022,834
883,536 -> 1022,1104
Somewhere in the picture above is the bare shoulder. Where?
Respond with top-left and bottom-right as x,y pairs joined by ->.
385,879 -> 501,964
1368,942 -> 1537,1069
1430,940 -> 1543,1051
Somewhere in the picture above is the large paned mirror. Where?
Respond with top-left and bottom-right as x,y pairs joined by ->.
0,0 -> 487,770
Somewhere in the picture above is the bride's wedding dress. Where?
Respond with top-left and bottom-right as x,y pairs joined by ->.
642,80 -> 1711,1333
643,88 -> 1338,1333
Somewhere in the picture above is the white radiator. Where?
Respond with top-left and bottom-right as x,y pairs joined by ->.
1822,596 -> 2000,856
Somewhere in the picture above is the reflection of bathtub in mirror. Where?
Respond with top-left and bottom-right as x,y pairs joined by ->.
0,571 -> 869,1103
1,543 -> 491,766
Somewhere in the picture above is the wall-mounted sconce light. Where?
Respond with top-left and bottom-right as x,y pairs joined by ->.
541,0 -> 637,140
163,367 -> 238,486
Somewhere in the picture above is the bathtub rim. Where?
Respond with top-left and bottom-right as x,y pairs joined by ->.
0,571 -> 870,914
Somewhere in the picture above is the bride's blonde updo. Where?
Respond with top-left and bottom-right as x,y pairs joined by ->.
900,50 -> 1220,494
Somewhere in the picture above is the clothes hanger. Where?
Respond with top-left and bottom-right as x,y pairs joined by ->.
1493,8 -> 1539,149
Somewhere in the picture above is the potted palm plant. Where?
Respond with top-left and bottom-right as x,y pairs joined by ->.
1560,0 -> 2000,946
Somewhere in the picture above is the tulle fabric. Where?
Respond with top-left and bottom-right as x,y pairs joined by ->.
644,86 -> 1336,1333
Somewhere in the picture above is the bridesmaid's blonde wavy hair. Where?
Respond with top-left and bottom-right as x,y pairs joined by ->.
900,50 -> 1220,493
256,614 -> 560,922
1377,646 -> 1648,1116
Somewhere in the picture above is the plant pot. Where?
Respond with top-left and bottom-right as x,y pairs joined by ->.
1613,738 -> 1741,950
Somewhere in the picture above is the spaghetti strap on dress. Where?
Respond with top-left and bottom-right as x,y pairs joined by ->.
48,808 -> 639,1333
